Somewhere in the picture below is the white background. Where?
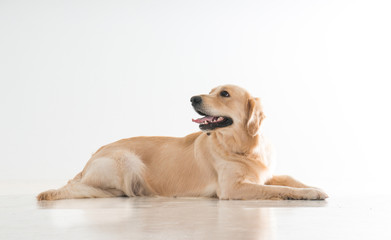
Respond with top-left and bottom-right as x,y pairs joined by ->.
1,0 -> 390,197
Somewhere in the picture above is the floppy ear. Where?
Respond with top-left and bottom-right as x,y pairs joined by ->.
246,97 -> 265,137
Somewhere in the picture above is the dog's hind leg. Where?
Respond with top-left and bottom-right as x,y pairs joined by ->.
36,182 -> 123,201
36,173 -> 125,201
37,151 -> 147,201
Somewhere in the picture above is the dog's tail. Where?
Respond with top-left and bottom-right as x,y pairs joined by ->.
36,173 -> 122,201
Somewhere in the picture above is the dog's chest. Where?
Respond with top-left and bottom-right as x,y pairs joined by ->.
257,167 -> 273,185
256,135 -> 275,181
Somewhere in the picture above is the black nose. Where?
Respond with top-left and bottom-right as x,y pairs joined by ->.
190,96 -> 202,106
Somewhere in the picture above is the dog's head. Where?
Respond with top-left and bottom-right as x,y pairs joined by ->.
191,85 -> 265,137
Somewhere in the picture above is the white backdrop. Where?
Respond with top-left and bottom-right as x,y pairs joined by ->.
1,0 -> 390,196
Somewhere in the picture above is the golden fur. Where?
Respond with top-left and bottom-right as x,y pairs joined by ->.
37,85 -> 328,201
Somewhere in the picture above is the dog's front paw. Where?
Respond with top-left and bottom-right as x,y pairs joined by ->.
299,188 -> 328,200
36,189 -> 57,201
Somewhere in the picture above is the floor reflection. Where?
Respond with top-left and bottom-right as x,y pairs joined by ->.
3,195 -> 390,240
36,197 -> 327,240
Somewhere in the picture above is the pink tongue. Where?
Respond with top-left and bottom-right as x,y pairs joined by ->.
192,116 -> 214,124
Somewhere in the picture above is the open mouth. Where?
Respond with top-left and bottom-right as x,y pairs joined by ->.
192,110 -> 233,131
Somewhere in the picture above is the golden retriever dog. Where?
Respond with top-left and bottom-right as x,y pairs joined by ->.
37,85 -> 328,201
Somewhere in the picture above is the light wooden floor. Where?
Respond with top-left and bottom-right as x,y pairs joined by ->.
0,194 -> 390,240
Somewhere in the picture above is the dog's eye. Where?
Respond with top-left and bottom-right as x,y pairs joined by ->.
220,90 -> 230,98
